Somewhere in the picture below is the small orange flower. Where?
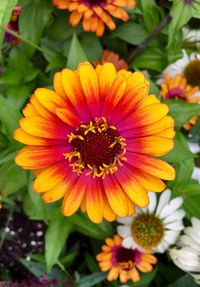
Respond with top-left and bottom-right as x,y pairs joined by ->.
94,50 -> 128,71
52,0 -> 135,36
96,235 -> 157,283
14,62 -> 175,223
160,74 -> 200,130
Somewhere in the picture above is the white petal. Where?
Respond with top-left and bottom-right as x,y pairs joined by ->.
188,142 -> 200,154
159,197 -> 183,219
154,239 -> 169,253
181,234 -> 200,252
156,189 -> 171,216
147,192 -> 157,214
117,225 -> 131,238
192,167 -> 200,183
165,220 -> 184,231
192,217 -> 200,230
164,230 -> 180,244
163,210 -> 185,224
122,235 -> 135,249
117,216 -> 134,225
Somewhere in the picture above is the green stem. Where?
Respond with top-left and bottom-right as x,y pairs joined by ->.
0,25 -> 44,53
56,260 -> 74,283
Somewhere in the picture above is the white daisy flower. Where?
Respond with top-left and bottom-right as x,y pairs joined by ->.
188,142 -> 200,183
169,217 -> 200,284
117,189 -> 185,254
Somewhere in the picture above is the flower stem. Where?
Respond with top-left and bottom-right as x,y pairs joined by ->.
0,25 -> 44,53
128,14 -> 172,62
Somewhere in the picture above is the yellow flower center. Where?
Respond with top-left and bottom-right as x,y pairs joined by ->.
65,117 -> 126,178
184,59 -> 200,87
131,214 -> 164,250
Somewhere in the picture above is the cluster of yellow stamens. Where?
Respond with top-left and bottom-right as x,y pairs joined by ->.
64,117 -> 126,178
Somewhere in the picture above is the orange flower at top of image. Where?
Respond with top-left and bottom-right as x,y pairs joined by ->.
52,0 -> 135,36
160,74 -> 200,130
14,62 -> 175,224
94,50 -> 128,71
96,235 -> 157,283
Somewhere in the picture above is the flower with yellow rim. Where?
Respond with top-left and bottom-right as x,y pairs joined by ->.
14,62 -> 175,223
94,50 -> 128,71
117,189 -> 185,253
96,235 -> 157,283
160,74 -> 200,130
52,0 -> 135,36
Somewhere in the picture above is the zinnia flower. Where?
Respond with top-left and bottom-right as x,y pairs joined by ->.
117,189 -> 185,253
96,235 -> 157,283
14,62 -> 175,223
159,74 -> 200,129
94,50 -> 128,71
52,0 -> 135,36
4,6 -> 21,44
170,217 -> 200,284
188,142 -> 200,183
161,50 -> 200,89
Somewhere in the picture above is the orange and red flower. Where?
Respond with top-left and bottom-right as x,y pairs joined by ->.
160,74 -> 200,130
96,235 -> 157,283
14,62 -> 175,223
94,50 -> 128,71
52,0 -> 135,36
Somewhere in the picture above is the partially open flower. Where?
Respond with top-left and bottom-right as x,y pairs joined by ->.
182,18 -> 200,48
94,50 -> 128,71
52,0 -> 135,36
14,62 -> 175,223
96,235 -> 157,283
170,217 -> 200,285
117,189 -> 185,253
159,74 -> 200,129
4,6 -> 21,44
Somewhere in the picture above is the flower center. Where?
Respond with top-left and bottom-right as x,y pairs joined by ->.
188,18 -> 200,30
65,117 -> 126,178
131,214 -> 164,250
80,0 -> 106,6
166,87 -> 186,100
184,59 -> 200,87
116,247 -> 141,271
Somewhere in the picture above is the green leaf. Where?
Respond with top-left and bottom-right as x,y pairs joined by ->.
80,33 -> 102,61
0,94 -> 21,140
60,250 -> 78,264
23,173 -> 48,222
141,0 -> 163,31
85,253 -> 100,273
68,213 -> 113,240
168,0 -> 200,47
149,80 -> 161,99
188,118 -> 200,143
75,272 -> 107,287
160,131 -> 194,163
130,47 -> 166,72
175,181 -> 200,196
165,99 -> 200,128
167,274 -> 198,287
19,0 -> 52,56
45,211 -> 73,272
0,0 -> 18,60
0,161 -> 27,196
184,194 -> 200,219
170,159 -> 194,189
67,33 -> 87,69
112,22 -> 148,45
